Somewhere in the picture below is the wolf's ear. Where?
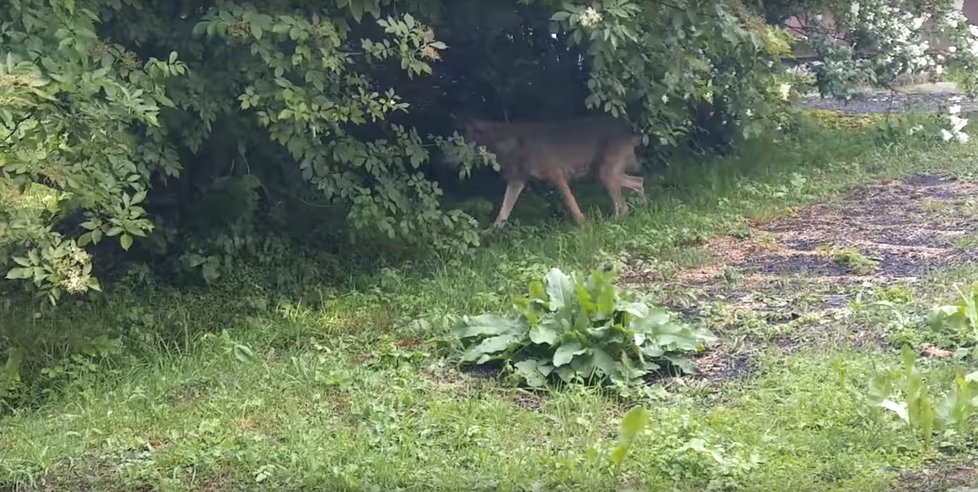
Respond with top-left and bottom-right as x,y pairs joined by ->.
468,120 -> 491,130
462,119 -> 492,139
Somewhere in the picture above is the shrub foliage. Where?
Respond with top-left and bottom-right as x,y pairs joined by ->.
1,0 -> 973,301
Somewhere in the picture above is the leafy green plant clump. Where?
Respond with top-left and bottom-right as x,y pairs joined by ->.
927,283 -> 978,354
867,346 -> 978,448
455,267 -> 715,389
818,245 -> 880,275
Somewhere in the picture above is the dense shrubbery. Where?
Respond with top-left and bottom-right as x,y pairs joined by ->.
1,0 -> 972,303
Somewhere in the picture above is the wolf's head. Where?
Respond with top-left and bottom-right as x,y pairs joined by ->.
463,120 -> 519,155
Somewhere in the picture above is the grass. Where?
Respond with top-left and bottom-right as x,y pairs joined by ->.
821,246 -> 881,276
4,117 -> 978,490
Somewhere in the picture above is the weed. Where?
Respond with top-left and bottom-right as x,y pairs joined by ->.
921,198 -> 948,213
728,224 -> 752,239
455,267 -> 715,389
753,231 -> 779,251
925,283 -> 978,355
951,232 -> 978,251
867,346 -> 978,449
722,266 -> 741,284
820,246 -> 881,275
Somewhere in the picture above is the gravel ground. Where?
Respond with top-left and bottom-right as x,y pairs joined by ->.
798,84 -> 978,114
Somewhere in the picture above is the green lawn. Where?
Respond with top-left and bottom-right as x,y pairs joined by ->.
3,118 -> 978,491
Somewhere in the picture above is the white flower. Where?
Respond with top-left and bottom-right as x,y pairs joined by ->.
64,272 -> 85,294
970,25 -> 978,37
948,12 -> 963,28
778,83 -> 791,101
941,128 -> 954,141
950,104 -> 962,115
661,94 -> 669,103
745,109 -> 753,117
936,64 -> 945,75
911,17 -> 925,30
850,2 -> 860,16
949,45 -> 958,54
909,124 -> 924,135
957,131 -> 970,143
950,114 -> 968,132
579,7 -> 603,27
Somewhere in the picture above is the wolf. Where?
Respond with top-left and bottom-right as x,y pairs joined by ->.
463,114 -> 645,228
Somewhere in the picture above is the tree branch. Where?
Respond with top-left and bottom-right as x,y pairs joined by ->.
0,112 -> 34,146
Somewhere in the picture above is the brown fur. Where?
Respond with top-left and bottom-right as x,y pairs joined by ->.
464,115 -> 645,227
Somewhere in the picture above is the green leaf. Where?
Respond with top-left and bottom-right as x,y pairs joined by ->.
610,406 -> 651,466
514,359 -> 550,388
545,268 -> 574,310
5,267 -> 34,280
663,355 -> 696,375
591,348 -> 617,378
880,400 -> 909,424
528,279 -> 547,302
462,333 -> 523,362
554,365 -> 576,383
349,0 -> 364,22
456,314 -> 525,339
120,234 -> 133,251
553,342 -> 585,367
551,12 -> 571,21
529,318 -> 560,346
201,261 -> 221,284
233,343 -> 255,362
620,302 -> 649,318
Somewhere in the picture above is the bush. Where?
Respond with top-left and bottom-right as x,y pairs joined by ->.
454,266 -> 715,389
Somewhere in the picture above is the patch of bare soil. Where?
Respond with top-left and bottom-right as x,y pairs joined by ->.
623,175 -> 978,380
893,460 -> 978,492
670,175 -> 978,295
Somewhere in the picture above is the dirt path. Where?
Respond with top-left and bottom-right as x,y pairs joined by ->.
675,175 -> 978,300
623,174 -> 978,380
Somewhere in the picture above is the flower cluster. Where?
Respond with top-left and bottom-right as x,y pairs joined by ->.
844,1 -> 939,77
579,7 -> 602,28
939,102 -> 970,143
791,1 -> 978,100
